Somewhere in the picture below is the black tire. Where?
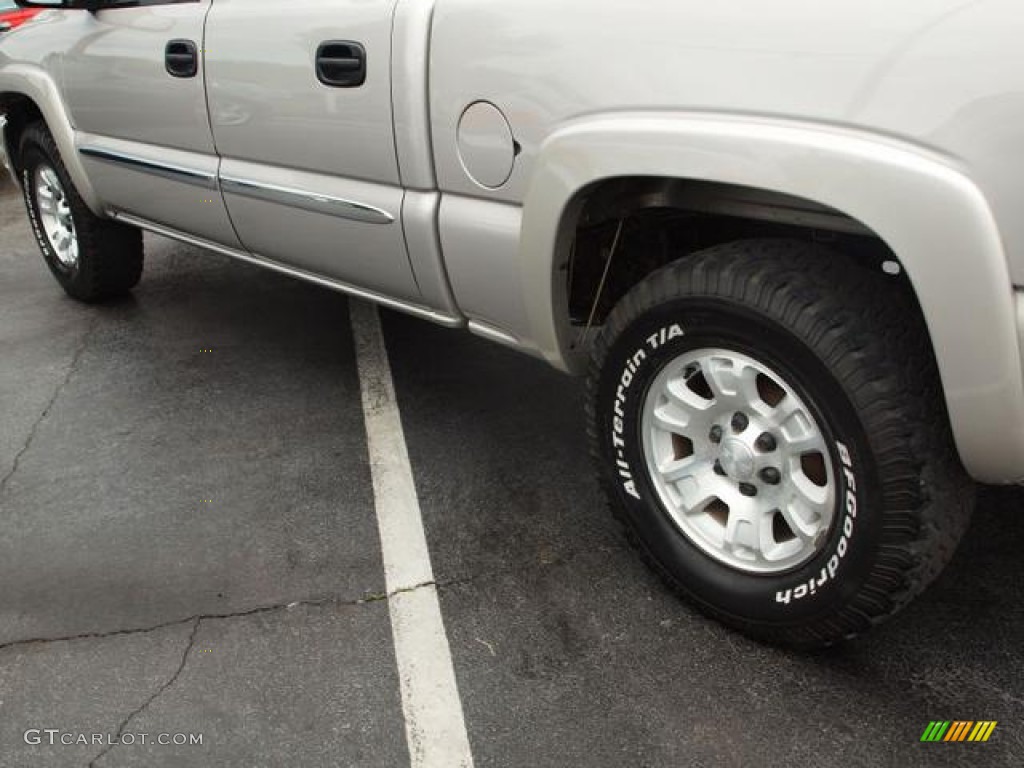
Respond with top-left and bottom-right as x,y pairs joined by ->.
587,239 -> 974,648
19,122 -> 143,302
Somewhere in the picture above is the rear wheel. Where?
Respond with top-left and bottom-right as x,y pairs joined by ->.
19,122 -> 143,302
587,239 -> 974,647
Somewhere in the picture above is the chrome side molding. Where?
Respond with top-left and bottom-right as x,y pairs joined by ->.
78,146 -> 393,226
78,145 -> 218,190
219,175 -> 395,225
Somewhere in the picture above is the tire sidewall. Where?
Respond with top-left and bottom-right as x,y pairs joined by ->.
597,297 -> 883,626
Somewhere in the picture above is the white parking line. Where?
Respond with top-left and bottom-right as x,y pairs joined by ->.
349,300 -> 475,768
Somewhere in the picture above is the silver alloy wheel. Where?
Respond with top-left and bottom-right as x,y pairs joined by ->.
641,348 -> 837,574
34,164 -> 79,269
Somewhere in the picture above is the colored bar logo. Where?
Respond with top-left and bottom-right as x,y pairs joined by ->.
920,721 -> 998,742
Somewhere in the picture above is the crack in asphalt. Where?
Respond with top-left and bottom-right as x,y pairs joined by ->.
0,318 -> 97,499
88,617 -> 200,768
76,579 -> 461,766
0,564 -> 563,760
0,543 -> 591,655
0,579 -> 451,654
0,542 -> 583,654
355,579 -> 438,604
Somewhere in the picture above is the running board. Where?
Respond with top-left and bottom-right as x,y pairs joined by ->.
109,211 -> 466,329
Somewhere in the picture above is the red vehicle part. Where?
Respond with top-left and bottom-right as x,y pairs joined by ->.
0,3 -> 42,33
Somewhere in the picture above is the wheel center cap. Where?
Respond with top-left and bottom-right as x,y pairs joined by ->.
719,438 -> 755,480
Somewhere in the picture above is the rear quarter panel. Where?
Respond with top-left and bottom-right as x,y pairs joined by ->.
430,0 -> 1024,282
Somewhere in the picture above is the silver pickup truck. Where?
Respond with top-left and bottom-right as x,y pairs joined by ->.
2,0 -> 1022,648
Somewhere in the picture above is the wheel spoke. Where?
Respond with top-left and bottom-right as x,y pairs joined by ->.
41,167 -> 60,191
770,394 -> 805,430
723,507 -> 759,556
781,497 -> 823,542
777,405 -> 824,457
784,432 -> 823,456
651,399 -> 701,434
675,466 -> 729,515
738,364 -> 763,410
658,454 -> 707,484
665,376 -> 714,413
791,469 -> 829,509
758,507 -> 785,560
700,355 -> 742,403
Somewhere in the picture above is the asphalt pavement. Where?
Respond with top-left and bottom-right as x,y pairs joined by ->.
1,175 -> 1022,767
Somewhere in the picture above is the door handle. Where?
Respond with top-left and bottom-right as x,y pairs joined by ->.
165,39 -> 198,78
316,41 -> 366,87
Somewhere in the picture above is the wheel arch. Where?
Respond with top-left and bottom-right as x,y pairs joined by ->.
518,112 -> 1024,482
0,66 -> 100,211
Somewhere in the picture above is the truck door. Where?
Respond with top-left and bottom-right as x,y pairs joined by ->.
204,0 -> 420,303
63,0 -> 240,248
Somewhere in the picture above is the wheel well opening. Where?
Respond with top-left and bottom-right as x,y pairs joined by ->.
564,177 -> 916,328
0,94 -> 45,178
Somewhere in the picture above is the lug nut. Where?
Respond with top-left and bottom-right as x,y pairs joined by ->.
760,467 -> 782,485
709,425 -> 724,444
755,432 -> 777,452
713,460 -> 726,476
731,412 -> 749,432
739,482 -> 758,497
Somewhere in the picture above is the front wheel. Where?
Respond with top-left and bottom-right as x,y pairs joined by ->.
19,122 -> 143,302
587,239 -> 973,647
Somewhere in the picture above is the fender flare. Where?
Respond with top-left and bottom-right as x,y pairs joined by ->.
0,63 -> 101,212
519,112 -> 1024,482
